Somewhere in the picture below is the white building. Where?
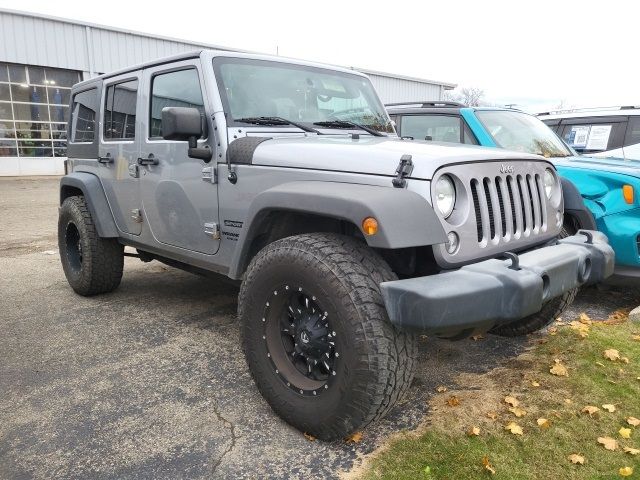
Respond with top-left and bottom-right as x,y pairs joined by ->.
0,8 -> 456,176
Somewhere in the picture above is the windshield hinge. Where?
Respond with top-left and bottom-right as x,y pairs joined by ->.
392,154 -> 414,188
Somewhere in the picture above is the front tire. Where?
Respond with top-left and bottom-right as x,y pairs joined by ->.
58,196 -> 124,296
239,233 -> 416,440
491,223 -> 579,337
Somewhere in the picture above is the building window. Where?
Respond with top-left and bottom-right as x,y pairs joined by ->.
0,62 -> 81,158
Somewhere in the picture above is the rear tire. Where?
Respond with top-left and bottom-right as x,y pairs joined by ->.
239,233 -> 416,440
58,196 -> 124,296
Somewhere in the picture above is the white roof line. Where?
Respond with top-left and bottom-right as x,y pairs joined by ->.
0,7 -> 456,89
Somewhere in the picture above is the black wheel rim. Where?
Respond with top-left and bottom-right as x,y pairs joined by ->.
263,285 -> 338,396
65,222 -> 83,272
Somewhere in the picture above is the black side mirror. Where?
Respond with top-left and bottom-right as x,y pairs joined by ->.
161,107 -> 212,162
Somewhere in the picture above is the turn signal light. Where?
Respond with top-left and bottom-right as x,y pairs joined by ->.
362,217 -> 378,236
623,185 -> 634,204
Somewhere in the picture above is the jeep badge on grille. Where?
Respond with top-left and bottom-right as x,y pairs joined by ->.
500,164 -> 515,174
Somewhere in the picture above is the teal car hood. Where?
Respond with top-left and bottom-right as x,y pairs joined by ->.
553,155 -> 640,179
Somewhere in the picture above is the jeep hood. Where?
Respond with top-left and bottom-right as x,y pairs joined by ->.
244,135 -> 545,180
552,155 -> 640,179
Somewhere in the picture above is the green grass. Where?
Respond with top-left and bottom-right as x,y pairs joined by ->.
358,319 -> 640,479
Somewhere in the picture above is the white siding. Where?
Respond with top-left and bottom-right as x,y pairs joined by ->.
367,74 -> 444,103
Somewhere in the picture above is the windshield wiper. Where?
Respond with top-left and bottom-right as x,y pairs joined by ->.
235,116 -> 321,134
313,120 -> 386,137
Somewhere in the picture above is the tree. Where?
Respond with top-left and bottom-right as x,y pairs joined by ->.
443,86 -> 485,106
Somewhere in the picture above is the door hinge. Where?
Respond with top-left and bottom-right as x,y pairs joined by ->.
204,222 -> 220,240
202,166 -> 217,184
131,208 -> 143,223
129,163 -> 139,178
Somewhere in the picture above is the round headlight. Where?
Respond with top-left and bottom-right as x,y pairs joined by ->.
543,168 -> 556,199
435,175 -> 456,218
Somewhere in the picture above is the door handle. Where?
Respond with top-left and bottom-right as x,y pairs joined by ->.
137,154 -> 159,166
97,153 -> 113,164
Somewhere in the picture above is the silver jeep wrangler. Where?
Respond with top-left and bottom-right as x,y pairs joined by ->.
58,50 -> 614,440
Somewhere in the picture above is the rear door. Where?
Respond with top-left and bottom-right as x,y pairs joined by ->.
98,72 -> 142,235
623,116 -> 640,160
138,59 -> 220,255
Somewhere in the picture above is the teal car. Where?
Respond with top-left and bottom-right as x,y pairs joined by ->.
387,102 -> 639,282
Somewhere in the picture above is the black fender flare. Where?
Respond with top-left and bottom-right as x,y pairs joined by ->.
59,172 -> 119,238
560,177 -> 597,231
228,181 -> 447,279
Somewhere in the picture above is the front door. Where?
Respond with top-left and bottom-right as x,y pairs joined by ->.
138,60 -> 220,255
98,72 -> 143,235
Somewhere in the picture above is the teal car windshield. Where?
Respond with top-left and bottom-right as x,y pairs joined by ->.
476,110 -> 572,158
213,57 -> 393,133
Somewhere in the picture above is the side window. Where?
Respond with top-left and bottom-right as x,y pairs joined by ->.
463,123 -> 478,145
561,120 -> 626,152
400,115 -> 461,143
149,69 -> 204,138
104,79 -> 138,140
70,88 -> 97,142
624,117 -> 640,147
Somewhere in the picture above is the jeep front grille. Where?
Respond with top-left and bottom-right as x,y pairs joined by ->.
470,174 -> 547,245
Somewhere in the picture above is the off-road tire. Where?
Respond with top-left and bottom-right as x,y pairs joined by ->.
58,195 -> 124,296
489,288 -> 577,337
239,233 -> 417,440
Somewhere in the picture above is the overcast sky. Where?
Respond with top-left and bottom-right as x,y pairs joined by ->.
2,0 -> 638,112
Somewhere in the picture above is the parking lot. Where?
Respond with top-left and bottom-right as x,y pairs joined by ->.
1,177 -> 639,480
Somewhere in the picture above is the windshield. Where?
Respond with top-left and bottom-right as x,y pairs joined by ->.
213,57 -> 394,134
476,110 -> 572,158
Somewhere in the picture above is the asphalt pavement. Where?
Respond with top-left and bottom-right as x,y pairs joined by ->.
1,177 -> 638,479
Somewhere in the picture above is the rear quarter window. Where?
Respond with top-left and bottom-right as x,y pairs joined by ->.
70,88 -> 98,142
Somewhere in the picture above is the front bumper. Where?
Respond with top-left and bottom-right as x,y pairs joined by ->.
380,231 -> 614,337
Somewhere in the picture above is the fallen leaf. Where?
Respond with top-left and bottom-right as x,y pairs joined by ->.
603,404 -> 617,413
436,385 -> 448,393
621,357 -> 630,364
596,361 -> 606,367
537,418 -> 551,429
486,412 -> 498,420
579,312 -> 592,324
509,406 -> 527,418
568,453 -> 585,465
624,447 -> 640,455
531,380 -> 540,387
632,335 -> 640,341
504,396 -> 519,407
446,395 -> 460,407
604,309 -> 629,325
598,436 -> 618,451
619,466 -> 633,477
550,362 -> 569,376
604,349 -> 621,361
582,405 -> 600,416
345,431 -> 363,443
619,428 -> 632,439
471,334 -> 485,341
627,417 -> 640,427
468,426 -> 480,436
482,456 -> 496,475
569,320 -> 590,338
564,398 -> 573,405
303,432 -> 316,442
505,422 -> 523,435
548,326 -> 558,335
